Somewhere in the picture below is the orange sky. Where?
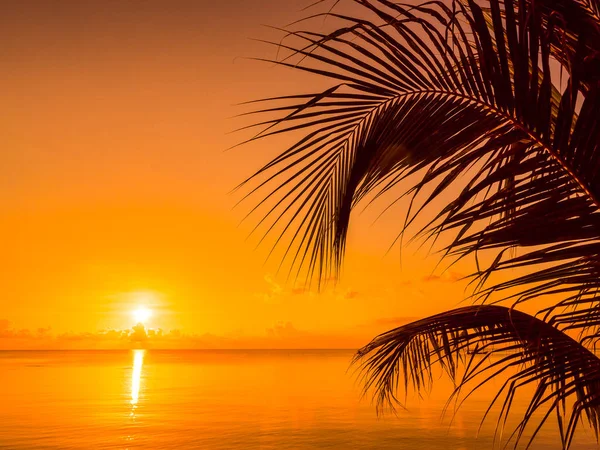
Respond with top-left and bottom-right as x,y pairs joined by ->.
1,0 -> 478,348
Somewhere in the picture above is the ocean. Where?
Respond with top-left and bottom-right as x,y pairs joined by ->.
0,349 -> 597,449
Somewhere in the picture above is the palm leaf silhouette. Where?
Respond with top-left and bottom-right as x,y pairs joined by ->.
238,0 -> 600,447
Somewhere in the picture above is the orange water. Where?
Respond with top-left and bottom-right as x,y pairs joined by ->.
0,350 -> 597,449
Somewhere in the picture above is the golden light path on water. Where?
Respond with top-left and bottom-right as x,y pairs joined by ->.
130,349 -> 145,416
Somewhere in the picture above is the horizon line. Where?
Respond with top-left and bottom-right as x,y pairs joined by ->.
0,347 -> 360,352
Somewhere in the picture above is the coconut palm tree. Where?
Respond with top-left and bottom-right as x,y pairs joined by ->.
238,0 -> 600,448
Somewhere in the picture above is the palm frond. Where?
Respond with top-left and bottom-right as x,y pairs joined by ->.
240,0 -> 598,286
530,0 -> 600,91
353,305 -> 600,449
239,0 -> 600,447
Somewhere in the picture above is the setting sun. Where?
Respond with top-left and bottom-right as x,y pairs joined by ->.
133,307 -> 152,325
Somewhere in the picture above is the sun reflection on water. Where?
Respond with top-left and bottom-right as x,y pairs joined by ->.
130,349 -> 145,416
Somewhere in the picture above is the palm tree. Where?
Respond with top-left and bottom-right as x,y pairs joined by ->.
237,0 -> 600,448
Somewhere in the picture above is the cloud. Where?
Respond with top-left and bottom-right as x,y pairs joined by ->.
1,310 -> 418,350
57,329 -> 129,342
264,274 -> 283,295
0,321 -> 54,339
343,289 -> 359,299
257,273 -> 286,304
266,321 -> 307,339
372,316 -> 420,327
0,318 -> 362,350
0,320 -> 177,349
422,274 -> 442,282
260,274 -> 342,299
130,323 -> 148,342
422,271 -> 465,283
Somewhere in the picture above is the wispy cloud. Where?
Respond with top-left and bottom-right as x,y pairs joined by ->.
422,271 -> 465,283
371,316 -> 420,327
257,273 -> 285,304
343,289 -> 359,299
256,273 -> 348,302
266,321 -> 307,339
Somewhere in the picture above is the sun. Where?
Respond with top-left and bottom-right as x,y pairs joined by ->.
133,307 -> 152,324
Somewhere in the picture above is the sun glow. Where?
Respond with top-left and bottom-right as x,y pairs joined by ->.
133,307 -> 152,324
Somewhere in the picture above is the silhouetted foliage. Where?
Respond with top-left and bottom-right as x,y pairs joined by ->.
240,0 -> 600,447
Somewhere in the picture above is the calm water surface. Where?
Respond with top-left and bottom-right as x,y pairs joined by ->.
0,350 -> 597,449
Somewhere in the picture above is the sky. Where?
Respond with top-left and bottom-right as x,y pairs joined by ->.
0,0 -> 477,349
